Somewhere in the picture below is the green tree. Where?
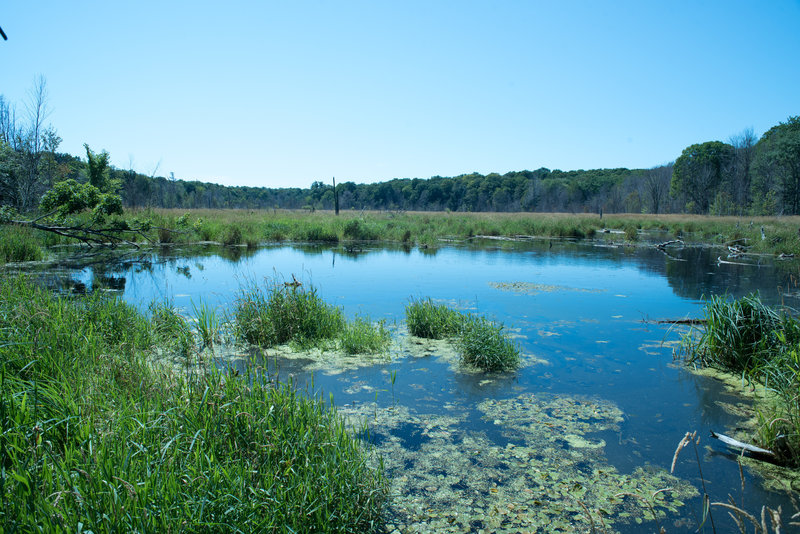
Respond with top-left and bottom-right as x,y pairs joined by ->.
670,141 -> 734,213
84,143 -> 116,193
752,117 -> 800,214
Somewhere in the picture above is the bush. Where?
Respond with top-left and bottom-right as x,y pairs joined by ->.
343,219 -> 379,241
223,224 -> 243,245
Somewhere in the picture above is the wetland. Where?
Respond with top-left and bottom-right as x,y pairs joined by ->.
4,236 -> 800,532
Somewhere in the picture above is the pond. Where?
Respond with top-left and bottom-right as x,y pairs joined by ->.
11,239 -> 800,532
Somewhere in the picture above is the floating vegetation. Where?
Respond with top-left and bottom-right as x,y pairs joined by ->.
490,281 -> 605,295
344,394 -> 696,533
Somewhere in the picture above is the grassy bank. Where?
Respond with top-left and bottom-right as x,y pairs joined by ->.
0,277 -> 387,532
4,209 -> 800,264
679,294 -> 800,465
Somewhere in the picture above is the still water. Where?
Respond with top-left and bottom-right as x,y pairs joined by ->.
19,239 -> 800,532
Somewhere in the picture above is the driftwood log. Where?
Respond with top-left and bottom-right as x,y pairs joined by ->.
710,430 -> 774,458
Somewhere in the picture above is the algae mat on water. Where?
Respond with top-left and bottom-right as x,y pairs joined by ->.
344,393 -> 696,533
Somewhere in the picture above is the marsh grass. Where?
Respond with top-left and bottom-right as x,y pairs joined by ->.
233,280 -> 389,355
0,225 -> 44,262
149,300 -> 194,358
405,298 -> 520,372
405,297 -> 463,339
191,299 -> 221,349
458,315 -> 521,372
340,317 -> 391,355
7,208 -> 800,265
680,294 -> 800,464
0,277 -> 388,532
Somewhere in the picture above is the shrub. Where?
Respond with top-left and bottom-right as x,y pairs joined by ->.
223,224 -> 243,245
343,219 -> 379,241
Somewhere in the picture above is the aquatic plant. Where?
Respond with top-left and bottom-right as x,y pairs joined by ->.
149,299 -> 195,359
192,299 -> 221,349
339,316 -> 391,355
679,294 -> 800,464
233,280 -> 345,348
0,225 -> 44,262
222,223 -> 243,245
405,297 -> 464,339
0,276 -> 388,532
458,315 -> 521,372
681,293 -> 785,373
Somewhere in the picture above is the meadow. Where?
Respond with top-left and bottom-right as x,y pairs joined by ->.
4,208 -> 800,265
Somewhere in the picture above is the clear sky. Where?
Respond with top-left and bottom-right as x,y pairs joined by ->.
2,1 -> 799,188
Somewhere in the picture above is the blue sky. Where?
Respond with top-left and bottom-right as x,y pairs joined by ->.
2,1 -> 799,188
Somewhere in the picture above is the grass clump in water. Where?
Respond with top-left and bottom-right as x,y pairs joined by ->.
405,297 -> 520,372
458,315 -> 521,372
234,281 -> 345,347
233,279 -> 389,354
405,297 -> 464,339
340,316 -> 391,354
679,293 -> 800,464
0,276 -> 388,532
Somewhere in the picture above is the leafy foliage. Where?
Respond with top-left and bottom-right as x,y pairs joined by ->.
39,178 -> 122,221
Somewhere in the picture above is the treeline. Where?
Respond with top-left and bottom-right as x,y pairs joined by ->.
1,79 -> 798,216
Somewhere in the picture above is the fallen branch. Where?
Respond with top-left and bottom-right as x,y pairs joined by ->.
656,318 -> 706,325
655,239 -> 684,250
717,256 -> 758,266
710,430 -> 774,457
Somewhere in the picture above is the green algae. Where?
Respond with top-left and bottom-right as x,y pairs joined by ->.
343,393 -> 696,533
490,281 -> 605,295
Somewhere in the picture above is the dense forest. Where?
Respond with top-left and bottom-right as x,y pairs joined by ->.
1,81 -> 798,216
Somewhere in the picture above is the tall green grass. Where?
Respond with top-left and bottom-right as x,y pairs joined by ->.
233,281 -> 345,348
679,294 -> 800,464
405,298 -> 520,372
0,277 -> 388,532
0,225 -> 44,262
458,315 -> 521,372
339,317 -> 391,355
232,280 -> 389,354
8,208 -> 800,263
405,297 -> 463,339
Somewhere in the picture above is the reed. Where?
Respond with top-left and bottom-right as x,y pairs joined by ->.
679,294 -> 800,464
457,315 -> 521,372
339,316 -> 391,355
0,225 -> 44,262
0,276 -> 388,532
192,299 -> 221,349
405,297 -> 464,339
